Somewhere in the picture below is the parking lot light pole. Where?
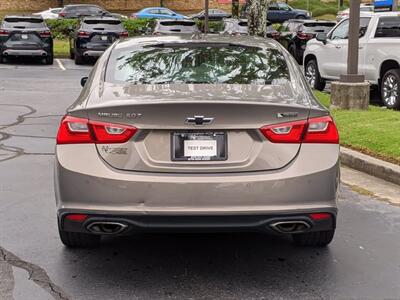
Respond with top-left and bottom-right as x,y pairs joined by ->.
331,0 -> 370,110
205,0 -> 209,33
340,0 -> 364,83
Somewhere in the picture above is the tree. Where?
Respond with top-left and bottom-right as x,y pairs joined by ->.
160,0 -> 164,7
247,0 -> 270,37
232,0 -> 240,18
58,0 -> 64,7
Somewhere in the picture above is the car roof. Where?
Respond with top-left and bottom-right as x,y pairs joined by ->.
143,7 -> 171,10
64,4 -> 101,7
82,16 -> 120,21
114,34 -> 279,51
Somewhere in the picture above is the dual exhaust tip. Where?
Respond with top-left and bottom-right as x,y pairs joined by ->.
85,220 -> 311,235
87,221 -> 128,235
270,221 -> 311,234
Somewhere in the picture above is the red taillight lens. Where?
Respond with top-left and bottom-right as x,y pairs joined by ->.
303,116 -> 339,144
297,31 -> 314,40
39,30 -> 51,38
59,12 -> 66,18
260,120 -> 307,143
0,29 -> 10,37
78,31 -> 91,38
260,116 -> 339,144
271,32 -> 280,39
119,31 -> 129,38
65,214 -> 88,222
56,116 -> 138,144
309,213 -> 332,221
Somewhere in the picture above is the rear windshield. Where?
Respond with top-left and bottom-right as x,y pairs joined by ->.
375,16 -> 400,38
301,22 -> 336,32
238,21 -> 248,27
106,44 -> 290,85
160,21 -> 196,27
82,19 -> 123,30
2,18 -> 45,29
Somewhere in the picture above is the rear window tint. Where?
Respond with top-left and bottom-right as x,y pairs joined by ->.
375,16 -> 400,38
238,21 -> 248,27
3,18 -> 45,29
82,19 -> 123,30
160,21 -> 196,26
106,44 -> 290,85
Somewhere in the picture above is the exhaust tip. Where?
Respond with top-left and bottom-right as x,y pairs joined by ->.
270,221 -> 311,234
87,222 -> 128,235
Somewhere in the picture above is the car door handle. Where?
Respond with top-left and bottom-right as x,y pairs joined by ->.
335,45 -> 342,49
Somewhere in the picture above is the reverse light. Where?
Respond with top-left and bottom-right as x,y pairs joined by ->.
260,116 -> 339,144
56,116 -> 137,144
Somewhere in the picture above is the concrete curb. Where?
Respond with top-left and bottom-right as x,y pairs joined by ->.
340,147 -> 400,186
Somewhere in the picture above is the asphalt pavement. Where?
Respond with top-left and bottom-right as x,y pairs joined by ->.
0,59 -> 399,300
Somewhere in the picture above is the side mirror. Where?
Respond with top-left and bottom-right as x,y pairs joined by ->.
316,32 -> 327,44
81,77 -> 88,87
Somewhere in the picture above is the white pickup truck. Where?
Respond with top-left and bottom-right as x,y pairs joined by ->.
304,12 -> 400,109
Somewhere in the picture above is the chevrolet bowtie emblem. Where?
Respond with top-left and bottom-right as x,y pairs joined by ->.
185,115 -> 214,126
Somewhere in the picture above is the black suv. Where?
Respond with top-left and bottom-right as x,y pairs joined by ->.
0,16 -> 53,64
279,19 -> 336,64
59,4 -> 112,19
69,17 -> 128,64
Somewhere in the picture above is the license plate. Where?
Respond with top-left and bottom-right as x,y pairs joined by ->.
101,35 -> 108,41
172,132 -> 227,161
21,34 -> 28,40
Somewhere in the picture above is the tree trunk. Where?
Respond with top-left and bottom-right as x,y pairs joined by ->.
247,0 -> 269,37
58,0 -> 64,7
232,0 -> 240,18
160,0 -> 164,7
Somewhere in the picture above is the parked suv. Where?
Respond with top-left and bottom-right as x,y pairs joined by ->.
59,4 -> 112,19
304,12 -> 400,108
69,16 -> 128,65
279,20 -> 336,64
0,15 -> 53,64
241,2 -> 310,23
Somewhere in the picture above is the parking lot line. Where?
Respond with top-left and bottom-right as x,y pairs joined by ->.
56,59 -> 66,71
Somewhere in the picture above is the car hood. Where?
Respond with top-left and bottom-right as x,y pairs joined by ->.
85,82 -> 312,108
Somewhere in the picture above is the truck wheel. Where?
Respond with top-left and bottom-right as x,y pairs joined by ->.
305,59 -> 326,91
45,54 -> 53,65
59,229 -> 100,248
296,15 -> 306,19
292,229 -> 335,247
381,69 -> 400,109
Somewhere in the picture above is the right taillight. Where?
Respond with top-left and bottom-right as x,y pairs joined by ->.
58,12 -> 66,18
56,116 -> 137,144
260,116 -> 339,144
0,29 -> 10,37
78,31 -> 91,38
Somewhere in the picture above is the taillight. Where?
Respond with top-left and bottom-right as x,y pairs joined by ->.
119,31 -> 129,38
78,31 -> 91,38
271,32 -> 280,39
0,29 -> 10,37
309,213 -> 332,221
260,116 -> 339,144
59,12 -> 66,18
39,30 -> 51,38
56,116 -> 138,144
297,31 -> 314,40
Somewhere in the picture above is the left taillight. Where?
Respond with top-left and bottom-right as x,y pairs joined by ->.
56,116 -> 138,144
119,31 -> 129,38
260,116 -> 339,144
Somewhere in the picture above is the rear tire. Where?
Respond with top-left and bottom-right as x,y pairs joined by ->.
296,15 -> 306,19
292,229 -> 335,247
74,52 -> 84,65
59,229 -> 101,248
305,59 -> 326,91
381,68 -> 400,109
45,54 -> 53,65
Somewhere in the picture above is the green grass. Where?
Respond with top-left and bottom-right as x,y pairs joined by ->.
289,0 -> 349,18
314,91 -> 400,165
54,39 -> 69,58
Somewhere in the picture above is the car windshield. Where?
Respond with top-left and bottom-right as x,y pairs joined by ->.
3,18 -> 45,29
107,44 -> 290,85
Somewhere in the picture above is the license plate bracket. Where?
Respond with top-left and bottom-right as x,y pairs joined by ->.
172,132 -> 227,161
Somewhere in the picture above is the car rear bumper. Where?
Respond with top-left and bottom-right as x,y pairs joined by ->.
55,144 -> 340,221
1,49 -> 49,57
